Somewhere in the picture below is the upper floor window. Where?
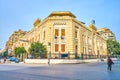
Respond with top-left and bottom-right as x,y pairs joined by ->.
42,27 -> 46,41
61,29 -> 65,36
43,31 -> 45,40
55,29 -> 59,36
75,30 -> 77,38
55,28 -> 66,39
22,43 -> 24,46
61,29 -> 65,39
32,38 -> 34,42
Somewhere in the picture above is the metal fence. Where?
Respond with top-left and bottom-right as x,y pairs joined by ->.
49,52 -> 107,59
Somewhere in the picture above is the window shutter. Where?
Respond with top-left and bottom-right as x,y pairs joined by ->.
55,29 -> 59,36
55,44 -> 59,52
61,29 -> 65,36
61,44 -> 65,52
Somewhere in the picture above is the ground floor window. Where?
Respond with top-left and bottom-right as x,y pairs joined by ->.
55,44 -> 59,52
55,44 -> 65,52
61,44 -> 65,52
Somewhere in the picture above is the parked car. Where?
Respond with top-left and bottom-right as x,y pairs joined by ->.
8,57 -> 19,63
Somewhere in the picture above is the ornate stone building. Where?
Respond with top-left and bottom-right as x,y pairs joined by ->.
97,28 -> 116,41
6,29 -> 28,55
11,11 -> 107,59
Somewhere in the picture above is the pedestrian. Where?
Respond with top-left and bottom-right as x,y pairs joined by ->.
0,58 -> 1,63
107,56 -> 114,71
4,57 -> 6,63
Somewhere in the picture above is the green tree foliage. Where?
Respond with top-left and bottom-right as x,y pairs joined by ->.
107,39 -> 120,55
29,42 -> 47,58
3,50 -> 8,57
15,47 -> 20,57
15,47 -> 27,60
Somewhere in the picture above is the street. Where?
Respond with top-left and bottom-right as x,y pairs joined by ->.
0,61 -> 120,80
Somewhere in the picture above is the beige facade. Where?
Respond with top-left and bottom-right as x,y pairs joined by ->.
97,28 -> 116,41
11,11 -> 107,59
6,29 -> 28,55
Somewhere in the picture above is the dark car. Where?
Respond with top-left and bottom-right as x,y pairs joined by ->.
8,57 -> 19,63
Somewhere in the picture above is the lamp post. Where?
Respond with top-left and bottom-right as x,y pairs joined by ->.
47,27 -> 52,65
48,42 -> 51,65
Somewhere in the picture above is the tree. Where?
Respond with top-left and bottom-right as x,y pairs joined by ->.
29,42 -> 47,58
15,47 -> 27,61
107,39 -> 120,56
15,47 -> 21,57
3,50 -> 8,57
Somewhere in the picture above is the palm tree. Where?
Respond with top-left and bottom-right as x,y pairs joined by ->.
15,47 -> 21,57
15,47 -> 27,61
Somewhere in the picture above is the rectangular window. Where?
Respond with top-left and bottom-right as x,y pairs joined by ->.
32,38 -> 34,42
55,44 -> 59,52
22,43 -> 24,46
61,44 -> 65,52
61,29 -> 65,36
55,29 -> 59,36
75,30 -> 77,38
75,45 -> 78,53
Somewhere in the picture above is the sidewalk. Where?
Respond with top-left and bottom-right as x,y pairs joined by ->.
1,58 -> 117,64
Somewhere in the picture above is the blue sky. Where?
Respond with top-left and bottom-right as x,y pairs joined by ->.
0,0 -> 120,49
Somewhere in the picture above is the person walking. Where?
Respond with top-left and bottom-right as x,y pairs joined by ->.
4,57 -> 6,63
107,57 -> 114,71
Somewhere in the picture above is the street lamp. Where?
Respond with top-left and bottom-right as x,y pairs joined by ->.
48,42 -> 51,65
47,27 -> 52,64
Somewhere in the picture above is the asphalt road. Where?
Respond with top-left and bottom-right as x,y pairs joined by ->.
0,61 -> 120,80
